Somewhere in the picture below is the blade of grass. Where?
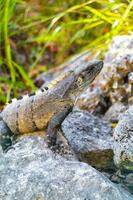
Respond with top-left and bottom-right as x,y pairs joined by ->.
12,61 -> 36,90
30,44 -> 47,70
3,0 -> 16,84
69,21 -> 104,44
63,18 -> 99,26
48,0 -> 96,30
84,6 -> 113,24
112,0 -> 133,34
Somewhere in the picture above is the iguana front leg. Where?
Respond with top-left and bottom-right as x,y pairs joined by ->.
47,104 -> 72,149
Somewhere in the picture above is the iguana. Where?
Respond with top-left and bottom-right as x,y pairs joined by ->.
0,60 -> 103,151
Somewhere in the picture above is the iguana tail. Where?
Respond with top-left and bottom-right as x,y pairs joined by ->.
0,114 -> 13,151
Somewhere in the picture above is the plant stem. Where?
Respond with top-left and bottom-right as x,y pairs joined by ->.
4,0 -> 16,85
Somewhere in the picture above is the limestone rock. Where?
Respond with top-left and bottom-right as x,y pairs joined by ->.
104,103 -> 128,122
113,106 -> 133,170
62,109 -> 114,170
0,136 -> 132,200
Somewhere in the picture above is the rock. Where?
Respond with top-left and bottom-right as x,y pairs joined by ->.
99,35 -> 133,105
62,109 -> 114,171
110,170 -> 133,195
76,85 -> 105,114
101,52 -> 133,104
125,173 -> 133,186
113,106 -> 133,170
0,136 -> 133,200
104,103 -> 128,122
124,173 -> 133,194
128,72 -> 133,103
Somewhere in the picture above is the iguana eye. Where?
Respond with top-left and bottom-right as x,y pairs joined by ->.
77,76 -> 83,86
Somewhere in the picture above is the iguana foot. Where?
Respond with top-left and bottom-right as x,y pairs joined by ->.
47,133 -> 63,155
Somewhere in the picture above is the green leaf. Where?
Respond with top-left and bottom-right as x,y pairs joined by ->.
13,62 -> 36,90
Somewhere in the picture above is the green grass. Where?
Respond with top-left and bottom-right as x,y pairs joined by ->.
0,0 -> 133,104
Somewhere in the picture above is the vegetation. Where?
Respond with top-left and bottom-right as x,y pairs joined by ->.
0,0 -> 133,105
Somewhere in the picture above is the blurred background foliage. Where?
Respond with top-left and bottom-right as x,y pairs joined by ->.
0,0 -> 133,105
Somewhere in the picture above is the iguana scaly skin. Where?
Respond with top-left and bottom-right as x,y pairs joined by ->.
0,60 -> 103,151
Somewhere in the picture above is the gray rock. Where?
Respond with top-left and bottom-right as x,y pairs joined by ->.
104,103 -> 128,122
124,173 -> 133,193
126,173 -> 133,186
113,106 -> 133,170
76,86 -> 104,113
99,35 -> 133,105
110,171 -> 133,195
62,109 -> 114,170
0,136 -> 132,200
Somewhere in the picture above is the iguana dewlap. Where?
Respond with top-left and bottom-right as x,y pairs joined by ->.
0,60 -> 103,150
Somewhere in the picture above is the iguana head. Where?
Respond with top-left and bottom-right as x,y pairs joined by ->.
69,60 -> 103,99
49,60 -> 103,100
73,60 -> 103,87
